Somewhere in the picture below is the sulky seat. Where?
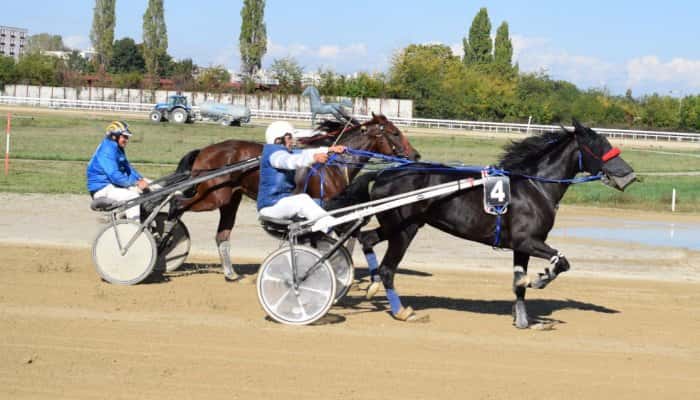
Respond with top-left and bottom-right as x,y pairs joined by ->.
258,215 -> 307,238
90,197 -> 119,212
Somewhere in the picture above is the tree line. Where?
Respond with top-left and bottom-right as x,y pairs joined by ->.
0,4 -> 698,131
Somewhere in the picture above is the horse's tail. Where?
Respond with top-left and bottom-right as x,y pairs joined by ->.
176,149 -> 200,174
167,149 -> 201,218
325,171 -> 378,211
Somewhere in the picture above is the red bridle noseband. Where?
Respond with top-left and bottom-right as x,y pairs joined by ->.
581,144 -> 621,163
601,147 -> 621,162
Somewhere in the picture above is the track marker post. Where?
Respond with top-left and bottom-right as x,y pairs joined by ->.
4,112 -> 10,176
671,188 -> 676,212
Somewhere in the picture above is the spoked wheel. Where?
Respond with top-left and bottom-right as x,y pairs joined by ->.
92,220 -> 157,285
257,245 -> 336,325
311,236 -> 354,303
152,213 -> 191,272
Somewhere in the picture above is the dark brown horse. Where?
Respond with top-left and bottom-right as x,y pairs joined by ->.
170,113 -> 420,279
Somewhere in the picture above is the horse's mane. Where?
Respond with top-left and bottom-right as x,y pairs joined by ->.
297,118 -> 362,145
499,129 -> 571,173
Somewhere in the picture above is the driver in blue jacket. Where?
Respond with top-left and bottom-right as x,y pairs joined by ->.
258,131 -> 344,233
86,121 -> 148,219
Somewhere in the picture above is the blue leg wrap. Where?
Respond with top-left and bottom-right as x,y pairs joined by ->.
364,251 -> 379,280
386,288 -> 403,315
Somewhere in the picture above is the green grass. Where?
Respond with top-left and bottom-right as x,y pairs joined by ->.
1,110 -> 699,212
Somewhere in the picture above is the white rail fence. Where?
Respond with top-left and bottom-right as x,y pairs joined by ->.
1,95 -> 699,143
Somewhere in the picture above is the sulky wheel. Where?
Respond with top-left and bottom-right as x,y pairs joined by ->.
257,245 -> 336,325
152,213 -> 191,273
311,236 -> 354,303
92,220 -> 157,285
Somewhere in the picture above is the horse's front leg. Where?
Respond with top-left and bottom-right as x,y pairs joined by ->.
512,251 -> 531,329
357,228 -> 384,299
377,223 -> 422,321
513,238 -> 570,290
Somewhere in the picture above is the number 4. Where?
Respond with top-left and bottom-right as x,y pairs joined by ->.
490,180 -> 506,202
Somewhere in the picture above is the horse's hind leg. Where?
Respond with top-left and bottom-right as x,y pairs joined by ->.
216,191 -> 243,282
512,251 -> 531,329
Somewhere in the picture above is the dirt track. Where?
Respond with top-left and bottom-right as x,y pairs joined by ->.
1,194 -> 700,399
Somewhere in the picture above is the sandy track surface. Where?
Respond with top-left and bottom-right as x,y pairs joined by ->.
1,194 -> 700,399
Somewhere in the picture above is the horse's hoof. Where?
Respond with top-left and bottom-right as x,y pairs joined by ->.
512,301 -> 529,329
392,307 -> 430,323
366,281 -> 381,300
224,274 -> 243,283
393,306 -> 415,321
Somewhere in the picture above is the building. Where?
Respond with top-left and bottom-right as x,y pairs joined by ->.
43,48 -> 99,62
0,26 -> 28,60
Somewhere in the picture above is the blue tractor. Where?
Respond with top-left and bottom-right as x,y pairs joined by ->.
149,95 -> 195,124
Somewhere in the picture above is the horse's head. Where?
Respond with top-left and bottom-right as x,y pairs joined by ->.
572,119 -> 636,191
352,113 -> 421,161
301,86 -> 317,98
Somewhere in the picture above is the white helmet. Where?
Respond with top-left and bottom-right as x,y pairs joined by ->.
265,121 -> 295,144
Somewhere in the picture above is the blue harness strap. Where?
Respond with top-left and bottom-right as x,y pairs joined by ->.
492,205 -> 507,248
303,153 -> 340,205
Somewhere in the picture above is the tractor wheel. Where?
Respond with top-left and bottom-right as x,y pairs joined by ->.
171,108 -> 187,124
232,120 -> 242,127
149,111 -> 163,123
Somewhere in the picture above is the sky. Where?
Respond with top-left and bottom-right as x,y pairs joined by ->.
4,0 -> 700,96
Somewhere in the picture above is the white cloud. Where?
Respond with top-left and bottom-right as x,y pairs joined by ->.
64,35 -> 89,50
267,40 -> 366,60
626,56 -> 700,90
511,33 -> 700,94
211,45 -> 238,68
318,45 -> 340,58
449,42 -> 462,57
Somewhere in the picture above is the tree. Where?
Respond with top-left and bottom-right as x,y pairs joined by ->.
270,57 -> 302,94
239,0 -> 267,77
171,58 -> 196,90
15,53 -> 58,85
463,8 -> 493,65
344,73 -> 387,98
109,38 -> 145,73
112,72 -> 143,88
389,44 -> 463,118
142,0 -> 168,79
494,22 -> 513,71
26,33 -> 68,53
90,0 -> 116,66
0,56 -> 18,87
65,51 -> 92,74
197,66 -> 231,91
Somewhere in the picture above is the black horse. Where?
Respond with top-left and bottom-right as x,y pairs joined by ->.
340,120 -> 636,328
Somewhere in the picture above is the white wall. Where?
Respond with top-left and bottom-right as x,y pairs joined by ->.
1,84 -> 413,119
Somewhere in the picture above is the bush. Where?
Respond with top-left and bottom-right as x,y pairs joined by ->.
112,72 -> 143,89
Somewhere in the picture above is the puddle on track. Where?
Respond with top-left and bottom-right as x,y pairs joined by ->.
552,220 -> 700,250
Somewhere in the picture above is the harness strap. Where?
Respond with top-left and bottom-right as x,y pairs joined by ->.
492,205 -> 507,248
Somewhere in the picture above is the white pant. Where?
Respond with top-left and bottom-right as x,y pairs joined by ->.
259,194 -> 337,231
93,184 -> 140,220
